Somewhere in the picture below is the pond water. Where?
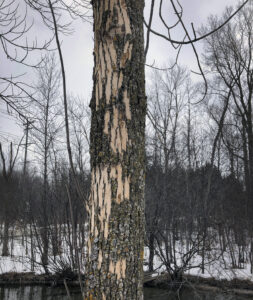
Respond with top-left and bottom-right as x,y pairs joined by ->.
0,285 -> 250,300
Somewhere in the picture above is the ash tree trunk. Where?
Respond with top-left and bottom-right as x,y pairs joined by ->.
85,0 -> 146,299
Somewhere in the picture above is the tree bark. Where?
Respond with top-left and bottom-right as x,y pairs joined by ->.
85,0 -> 146,299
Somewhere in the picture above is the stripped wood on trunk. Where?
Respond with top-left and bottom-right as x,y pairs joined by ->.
85,0 -> 146,298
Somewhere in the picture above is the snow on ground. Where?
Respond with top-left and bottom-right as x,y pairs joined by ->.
0,255 -> 31,274
1,229 -> 253,283
187,255 -> 253,282
0,234 -> 44,274
143,244 -> 253,282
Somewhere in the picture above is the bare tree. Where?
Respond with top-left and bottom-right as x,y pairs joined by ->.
203,2 -> 253,216
29,53 -> 62,273
0,0 -> 53,122
0,141 -> 23,256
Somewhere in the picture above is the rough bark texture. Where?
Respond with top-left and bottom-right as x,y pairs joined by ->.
85,0 -> 146,299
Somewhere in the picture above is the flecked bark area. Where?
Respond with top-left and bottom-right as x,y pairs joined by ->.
85,0 -> 146,299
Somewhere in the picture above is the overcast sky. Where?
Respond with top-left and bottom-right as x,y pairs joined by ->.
0,0 -> 242,144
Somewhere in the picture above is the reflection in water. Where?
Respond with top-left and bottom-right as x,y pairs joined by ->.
0,286 -> 250,300
0,286 -> 82,300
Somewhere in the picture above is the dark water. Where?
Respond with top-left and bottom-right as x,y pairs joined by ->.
0,286 -> 250,300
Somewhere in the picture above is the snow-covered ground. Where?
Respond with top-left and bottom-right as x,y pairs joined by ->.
0,234 -> 43,274
143,241 -> 253,282
1,228 -> 253,283
0,226 -> 86,275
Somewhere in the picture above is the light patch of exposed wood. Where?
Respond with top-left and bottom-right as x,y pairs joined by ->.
94,0 -> 133,118
119,117 -> 128,152
121,42 -> 133,68
123,176 -> 130,200
120,0 -> 131,34
88,163 -> 130,252
118,71 -> 123,92
112,72 -> 119,98
123,90 -> 131,120
110,164 -> 130,203
103,94 -> 131,153
104,111 -> 110,134
109,258 -> 126,279
101,0 -> 132,150
110,107 -> 118,153
89,168 -> 111,241
98,250 -> 103,269
110,107 -> 129,154
105,45 -> 116,104
87,238 -> 91,256
98,167 -> 112,239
